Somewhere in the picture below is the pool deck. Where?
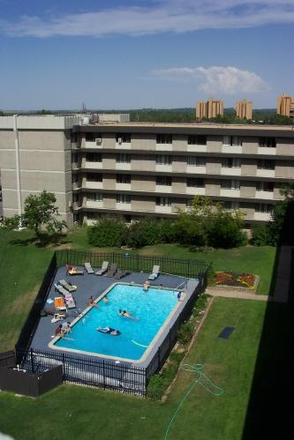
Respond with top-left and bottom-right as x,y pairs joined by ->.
31,265 -> 190,367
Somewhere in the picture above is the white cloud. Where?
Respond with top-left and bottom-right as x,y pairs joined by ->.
153,66 -> 270,94
0,1 -> 294,37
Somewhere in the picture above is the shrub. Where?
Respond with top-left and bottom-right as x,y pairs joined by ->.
251,224 -> 274,246
208,215 -> 247,248
126,219 -> 159,248
126,219 -> 177,248
87,217 -> 127,247
177,322 -> 194,345
147,350 -> 185,400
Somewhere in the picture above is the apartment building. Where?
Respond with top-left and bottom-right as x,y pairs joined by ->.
235,100 -> 253,120
196,99 -> 224,119
0,115 -> 79,225
277,93 -> 294,118
1,115 -> 294,228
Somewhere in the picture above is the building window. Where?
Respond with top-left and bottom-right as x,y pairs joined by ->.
259,137 -> 276,148
86,153 -> 102,162
257,160 -> 275,170
222,158 -> 241,168
256,182 -> 274,192
116,194 -> 131,204
87,193 -> 103,202
221,179 -> 240,190
73,193 -> 79,203
223,136 -> 243,146
71,152 -> 78,164
156,197 -> 171,206
72,174 -> 79,183
71,132 -> 78,143
156,155 -> 172,165
156,134 -> 172,144
116,133 -> 131,144
116,153 -> 131,163
187,135 -> 207,145
223,201 -> 239,210
255,203 -> 273,213
117,174 -> 131,184
187,178 -> 205,188
87,212 -> 99,220
86,173 -> 102,182
85,133 -> 97,142
187,156 -> 206,167
156,176 -> 172,186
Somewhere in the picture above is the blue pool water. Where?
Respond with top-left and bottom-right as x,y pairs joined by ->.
54,284 -> 178,361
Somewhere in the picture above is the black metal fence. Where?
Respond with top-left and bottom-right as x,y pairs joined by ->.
15,253 -> 57,362
56,249 -> 208,279
18,347 -> 146,396
15,250 -> 210,395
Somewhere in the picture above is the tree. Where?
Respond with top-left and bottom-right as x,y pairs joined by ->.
3,190 -> 66,237
269,183 -> 294,244
87,217 -> 127,247
251,183 -> 294,246
175,196 -> 246,248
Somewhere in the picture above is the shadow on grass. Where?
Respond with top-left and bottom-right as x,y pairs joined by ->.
242,205 -> 294,439
9,233 -> 71,248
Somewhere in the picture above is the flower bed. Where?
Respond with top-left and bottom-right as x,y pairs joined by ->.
212,271 -> 257,291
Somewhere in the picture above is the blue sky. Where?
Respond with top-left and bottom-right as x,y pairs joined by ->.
0,0 -> 293,110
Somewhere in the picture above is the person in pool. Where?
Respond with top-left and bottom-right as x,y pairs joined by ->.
118,309 -> 139,321
97,327 -> 120,336
119,309 -> 131,318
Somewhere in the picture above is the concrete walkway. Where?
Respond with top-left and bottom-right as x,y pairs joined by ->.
206,245 -> 293,304
206,286 -> 269,301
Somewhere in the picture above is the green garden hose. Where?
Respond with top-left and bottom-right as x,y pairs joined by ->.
163,363 -> 224,440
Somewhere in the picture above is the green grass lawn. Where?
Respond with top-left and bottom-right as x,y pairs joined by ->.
139,244 -> 276,295
0,227 -> 285,439
0,228 -> 275,352
66,228 -> 276,294
0,298 -> 267,440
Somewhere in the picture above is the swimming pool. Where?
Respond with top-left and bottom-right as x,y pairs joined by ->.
49,283 -> 182,363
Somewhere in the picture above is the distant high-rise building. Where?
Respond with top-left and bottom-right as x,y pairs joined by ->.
235,100 -> 253,120
277,93 -> 294,118
196,101 -> 207,119
196,98 -> 224,119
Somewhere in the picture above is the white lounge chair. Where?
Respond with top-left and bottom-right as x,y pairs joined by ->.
85,262 -> 94,274
148,265 -> 160,280
55,283 -> 68,296
95,261 -> 109,276
64,293 -> 76,309
59,279 -> 77,292
51,313 -> 66,323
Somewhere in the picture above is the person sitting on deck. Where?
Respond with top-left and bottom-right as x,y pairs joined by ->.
55,324 -> 63,337
88,296 -> 99,308
62,322 -> 72,334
